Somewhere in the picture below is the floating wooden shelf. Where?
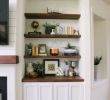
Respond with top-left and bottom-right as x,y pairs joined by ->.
25,13 -> 81,20
22,76 -> 84,82
24,34 -> 81,38
24,55 -> 81,60
0,55 -> 19,64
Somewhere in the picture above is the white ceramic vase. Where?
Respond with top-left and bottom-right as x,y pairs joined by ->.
94,65 -> 98,80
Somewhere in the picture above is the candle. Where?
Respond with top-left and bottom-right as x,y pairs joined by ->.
50,48 -> 59,56
32,46 -> 36,56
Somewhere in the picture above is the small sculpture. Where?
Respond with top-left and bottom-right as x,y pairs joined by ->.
31,21 -> 39,32
28,21 -> 41,35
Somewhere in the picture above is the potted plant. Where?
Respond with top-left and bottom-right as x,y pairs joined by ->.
25,43 -> 33,55
43,22 -> 59,34
94,56 -> 102,65
63,43 -> 78,56
32,62 -> 44,76
65,43 -> 76,49
94,56 -> 102,80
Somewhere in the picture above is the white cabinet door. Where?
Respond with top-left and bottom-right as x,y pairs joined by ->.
23,83 -> 84,100
23,83 -> 38,100
70,84 -> 84,100
54,84 -> 69,100
38,83 -> 53,100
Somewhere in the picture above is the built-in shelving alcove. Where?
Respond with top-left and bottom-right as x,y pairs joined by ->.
93,13 -> 108,82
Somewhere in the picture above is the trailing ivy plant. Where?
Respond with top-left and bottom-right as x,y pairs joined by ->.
94,56 -> 102,65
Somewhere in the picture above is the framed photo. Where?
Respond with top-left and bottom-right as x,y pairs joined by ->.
43,59 -> 59,75
38,44 -> 47,54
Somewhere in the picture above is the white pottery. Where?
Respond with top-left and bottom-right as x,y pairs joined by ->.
27,63 -> 33,74
94,65 -> 98,80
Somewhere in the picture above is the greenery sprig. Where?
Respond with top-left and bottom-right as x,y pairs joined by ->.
94,56 -> 102,65
25,43 -> 32,49
65,43 -> 76,49
43,22 -> 59,29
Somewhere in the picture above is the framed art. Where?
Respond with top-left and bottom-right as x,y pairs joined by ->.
43,59 -> 59,75
38,44 -> 47,54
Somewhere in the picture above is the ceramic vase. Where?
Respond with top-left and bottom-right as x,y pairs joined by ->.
94,65 -> 98,80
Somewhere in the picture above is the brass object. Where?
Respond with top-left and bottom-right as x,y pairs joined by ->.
32,46 -> 36,56
28,21 -> 41,35
31,21 -> 39,32
50,48 -> 59,56
30,72 -> 39,78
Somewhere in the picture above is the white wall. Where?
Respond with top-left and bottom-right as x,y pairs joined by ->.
16,0 -> 26,100
91,0 -> 110,100
94,15 -> 107,80
92,80 -> 109,100
25,0 -> 80,13
0,0 -> 17,100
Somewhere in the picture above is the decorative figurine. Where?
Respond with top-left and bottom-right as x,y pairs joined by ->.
31,21 -> 39,32
28,21 -> 41,35
26,62 -> 34,76
56,67 -> 64,76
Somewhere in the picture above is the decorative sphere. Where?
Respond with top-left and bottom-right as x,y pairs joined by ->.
31,21 -> 39,29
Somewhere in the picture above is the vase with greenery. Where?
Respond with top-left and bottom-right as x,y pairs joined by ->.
32,62 -> 44,76
43,22 -> 59,34
63,43 -> 78,56
94,56 -> 102,80
25,43 -> 33,56
94,56 -> 102,65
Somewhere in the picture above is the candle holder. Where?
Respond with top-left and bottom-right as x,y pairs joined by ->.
50,48 -> 59,56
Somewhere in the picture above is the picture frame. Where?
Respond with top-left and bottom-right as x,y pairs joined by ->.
43,59 -> 59,75
38,44 -> 47,55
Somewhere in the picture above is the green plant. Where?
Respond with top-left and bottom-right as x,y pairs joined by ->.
32,62 -> 43,73
26,43 -> 32,49
94,56 -> 102,65
43,22 -> 59,29
65,43 -> 76,49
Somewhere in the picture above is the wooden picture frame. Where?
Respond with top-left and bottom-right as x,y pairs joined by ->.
38,44 -> 47,55
43,59 -> 59,75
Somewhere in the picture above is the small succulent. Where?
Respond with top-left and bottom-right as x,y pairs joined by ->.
94,56 -> 102,65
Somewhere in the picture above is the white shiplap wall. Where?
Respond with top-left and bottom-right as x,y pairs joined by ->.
0,0 -> 16,55
0,0 -> 17,100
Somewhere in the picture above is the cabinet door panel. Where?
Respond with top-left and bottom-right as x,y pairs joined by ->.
39,84 -> 53,100
54,84 -> 69,100
70,85 -> 84,100
23,84 -> 38,100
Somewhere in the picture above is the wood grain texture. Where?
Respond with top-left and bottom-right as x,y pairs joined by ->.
24,55 -> 81,61
24,34 -> 81,38
0,55 -> 19,64
22,76 -> 84,82
25,13 -> 81,20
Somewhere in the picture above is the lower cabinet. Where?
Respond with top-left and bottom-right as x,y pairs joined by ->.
23,82 -> 84,100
